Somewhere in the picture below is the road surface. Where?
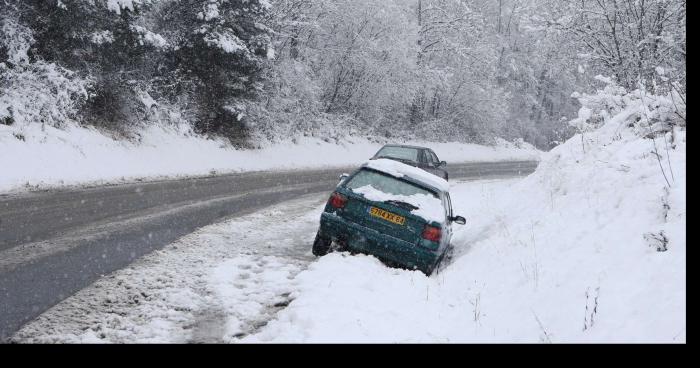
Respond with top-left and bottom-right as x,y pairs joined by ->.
0,160 -> 537,340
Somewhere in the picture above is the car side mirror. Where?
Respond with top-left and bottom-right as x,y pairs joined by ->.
451,215 -> 466,225
439,161 -> 447,168
338,173 -> 349,181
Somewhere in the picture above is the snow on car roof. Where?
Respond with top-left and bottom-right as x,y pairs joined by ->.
363,158 -> 449,192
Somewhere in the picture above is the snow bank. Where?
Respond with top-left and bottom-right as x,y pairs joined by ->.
247,85 -> 685,343
0,123 -> 539,193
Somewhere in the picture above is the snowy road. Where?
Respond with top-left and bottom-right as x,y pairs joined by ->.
0,161 -> 537,341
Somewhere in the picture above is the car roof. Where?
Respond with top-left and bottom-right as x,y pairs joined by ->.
379,144 -> 430,151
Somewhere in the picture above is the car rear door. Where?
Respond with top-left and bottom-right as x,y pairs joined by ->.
344,191 -> 428,244
429,150 -> 447,180
337,169 -> 439,245
420,150 -> 442,178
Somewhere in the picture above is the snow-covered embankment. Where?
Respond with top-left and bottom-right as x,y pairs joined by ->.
0,123 -> 539,193
246,80 -> 686,343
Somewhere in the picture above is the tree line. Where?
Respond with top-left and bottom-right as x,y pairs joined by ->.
0,0 -> 686,149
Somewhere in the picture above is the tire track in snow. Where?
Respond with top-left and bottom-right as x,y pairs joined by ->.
11,194 -> 326,343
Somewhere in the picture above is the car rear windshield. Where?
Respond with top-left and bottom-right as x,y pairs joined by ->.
375,146 -> 419,162
345,169 -> 437,198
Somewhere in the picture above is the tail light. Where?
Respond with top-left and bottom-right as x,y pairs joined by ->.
329,192 -> 348,209
422,225 -> 442,242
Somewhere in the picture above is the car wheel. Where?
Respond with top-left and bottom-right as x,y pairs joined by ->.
312,232 -> 332,256
331,238 -> 349,253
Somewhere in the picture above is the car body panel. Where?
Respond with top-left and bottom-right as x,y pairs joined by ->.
318,166 -> 455,274
319,212 -> 438,272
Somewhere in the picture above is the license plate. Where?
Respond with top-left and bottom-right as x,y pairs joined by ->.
369,206 -> 405,225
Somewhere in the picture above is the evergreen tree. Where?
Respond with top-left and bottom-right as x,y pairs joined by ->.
157,0 -> 272,145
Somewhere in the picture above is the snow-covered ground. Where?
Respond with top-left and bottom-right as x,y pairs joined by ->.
0,123 -> 539,193
10,91 -> 686,342
14,178 -> 518,343
12,194 -> 328,343
246,123 -> 685,343
12,127 -> 685,342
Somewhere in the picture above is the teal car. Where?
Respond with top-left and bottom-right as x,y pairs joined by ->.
312,159 -> 466,275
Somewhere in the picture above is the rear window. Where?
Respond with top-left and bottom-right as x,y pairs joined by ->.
375,146 -> 419,162
345,169 -> 437,198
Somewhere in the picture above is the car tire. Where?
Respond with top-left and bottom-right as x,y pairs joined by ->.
332,238 -> 349,253
312,232 -> 332,256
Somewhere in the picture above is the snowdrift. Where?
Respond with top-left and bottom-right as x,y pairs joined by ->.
246,82 -> 686,343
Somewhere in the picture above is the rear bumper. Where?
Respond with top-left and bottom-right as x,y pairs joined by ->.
319,212 -> 439,273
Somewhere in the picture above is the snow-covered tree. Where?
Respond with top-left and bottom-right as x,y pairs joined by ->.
1,0 -> 685,149
154,0 -> 272,144
549,0 -> 685,92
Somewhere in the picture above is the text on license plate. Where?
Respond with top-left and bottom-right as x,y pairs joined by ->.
369,206 -> 405,225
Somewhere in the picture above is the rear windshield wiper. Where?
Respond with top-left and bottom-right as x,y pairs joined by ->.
384,200 -> 419,211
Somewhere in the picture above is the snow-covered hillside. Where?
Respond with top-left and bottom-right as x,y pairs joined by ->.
0,122 -> 538,193
245,86 -> 686,343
